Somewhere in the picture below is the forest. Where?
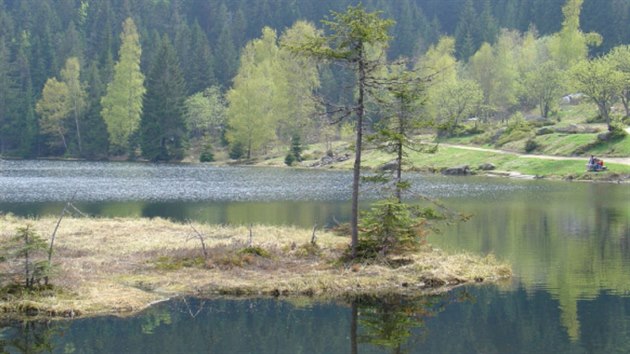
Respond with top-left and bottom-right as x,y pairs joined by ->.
0,0 -> 628,160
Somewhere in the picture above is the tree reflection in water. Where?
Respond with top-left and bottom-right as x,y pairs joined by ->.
0,320 -> 68,354
350,291 -> 473,353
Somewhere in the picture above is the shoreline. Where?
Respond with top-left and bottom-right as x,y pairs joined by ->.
0,215 -> 511,320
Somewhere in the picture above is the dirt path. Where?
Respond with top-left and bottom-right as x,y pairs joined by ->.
440,144 -> 630,166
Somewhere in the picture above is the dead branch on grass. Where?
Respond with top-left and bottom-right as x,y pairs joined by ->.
185,220 -> 208,262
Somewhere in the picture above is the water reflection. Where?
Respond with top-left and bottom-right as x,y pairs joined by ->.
0,321 -> 65,354
351,294 -> 464,353
432,183 -> 630,341
2,287 -> 629,353
2,161 -> 630,349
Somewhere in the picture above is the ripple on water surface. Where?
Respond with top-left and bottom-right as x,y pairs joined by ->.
0,160 -> 551,203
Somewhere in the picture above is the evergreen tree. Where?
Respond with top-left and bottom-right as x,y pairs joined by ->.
84,0 -> 116,84
287,5 -> 394,259
101,17 -> 145,155
0,36 -> 12,154
140,35 -> 188,161
11,33 -> 38,157
187,22 -> 216,94
28,0 -> 60,93
215,17 -> 239,87
454,0 -> 479,60
82,60 -> 110,159
479,0 -> 499,44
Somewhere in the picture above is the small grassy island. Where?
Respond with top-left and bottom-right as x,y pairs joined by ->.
0,215 -> 511,320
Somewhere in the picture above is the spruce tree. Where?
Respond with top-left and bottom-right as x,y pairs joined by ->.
287,5 -> 394,259
140,35 -> 188,161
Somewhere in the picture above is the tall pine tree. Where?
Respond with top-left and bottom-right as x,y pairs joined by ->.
140,35 -> 187,161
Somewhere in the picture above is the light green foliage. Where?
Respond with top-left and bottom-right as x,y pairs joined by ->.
36,78 -> 71,150
468,42 -> 495,108
416,37 -> 459,122
524,61 -> 566,118
60,57 -> 87,154
434,79 -> 483,136
571,57 -> 624,131
491,30 -> 521,112
226,27 -> 280,159
547,0 -> 601,69
277,21 -> 321,143
227,22 -> 322,159
607,45 -> 630,117
416,36 -> 457,86
36,57 -> 87,155
467,30 -> 521,115
101,18 -> 145,153
184,86 -> 226,139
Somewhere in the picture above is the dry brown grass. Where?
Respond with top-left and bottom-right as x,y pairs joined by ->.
0,215 -> 511,319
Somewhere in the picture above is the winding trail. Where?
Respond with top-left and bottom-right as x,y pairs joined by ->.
440,144 -> 630,166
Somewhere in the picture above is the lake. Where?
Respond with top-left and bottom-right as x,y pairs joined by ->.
1,160 -> 629,353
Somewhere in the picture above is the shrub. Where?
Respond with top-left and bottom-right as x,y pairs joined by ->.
524,138 -> 540,153
1,225 -> 52,289
284,153 -> 296,166
349,200 -> 427,261
290,134 -> 303,162
228,141 -> 244,159
238,246 -> 271,258
199,143 -> 214,162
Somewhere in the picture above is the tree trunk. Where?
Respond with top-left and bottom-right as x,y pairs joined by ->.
351,301 -> 358,354
351,50 -> 366,259
599,101 -> 612,131
73,102 -> 83,155
622,91 -> 629,118
395,114 -> 404,204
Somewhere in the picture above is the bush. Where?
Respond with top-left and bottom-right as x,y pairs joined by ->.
284,153 -> 296,166
228,142 -> 244,160
199,143 -> 214,162
1,225 -> 52,289
290,134 -> 303,162
349,200 -> 427,261
608,121 -> 628,139
524,138 -> 540,153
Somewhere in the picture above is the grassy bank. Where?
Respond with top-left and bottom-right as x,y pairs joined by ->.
258,141 -> 630,181
0,215 -> 511,319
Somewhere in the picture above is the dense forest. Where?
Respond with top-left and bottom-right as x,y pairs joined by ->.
0,0 -> 628,159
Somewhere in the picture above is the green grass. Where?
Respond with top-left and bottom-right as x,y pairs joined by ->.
355,145 -> 630,178
587,135 -> 630,156
534,133 -> 599,155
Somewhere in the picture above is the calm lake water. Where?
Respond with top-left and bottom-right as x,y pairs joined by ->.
1,160 -> 629,353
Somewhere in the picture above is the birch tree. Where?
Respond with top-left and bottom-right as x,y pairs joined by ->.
101,18 -> 145,154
